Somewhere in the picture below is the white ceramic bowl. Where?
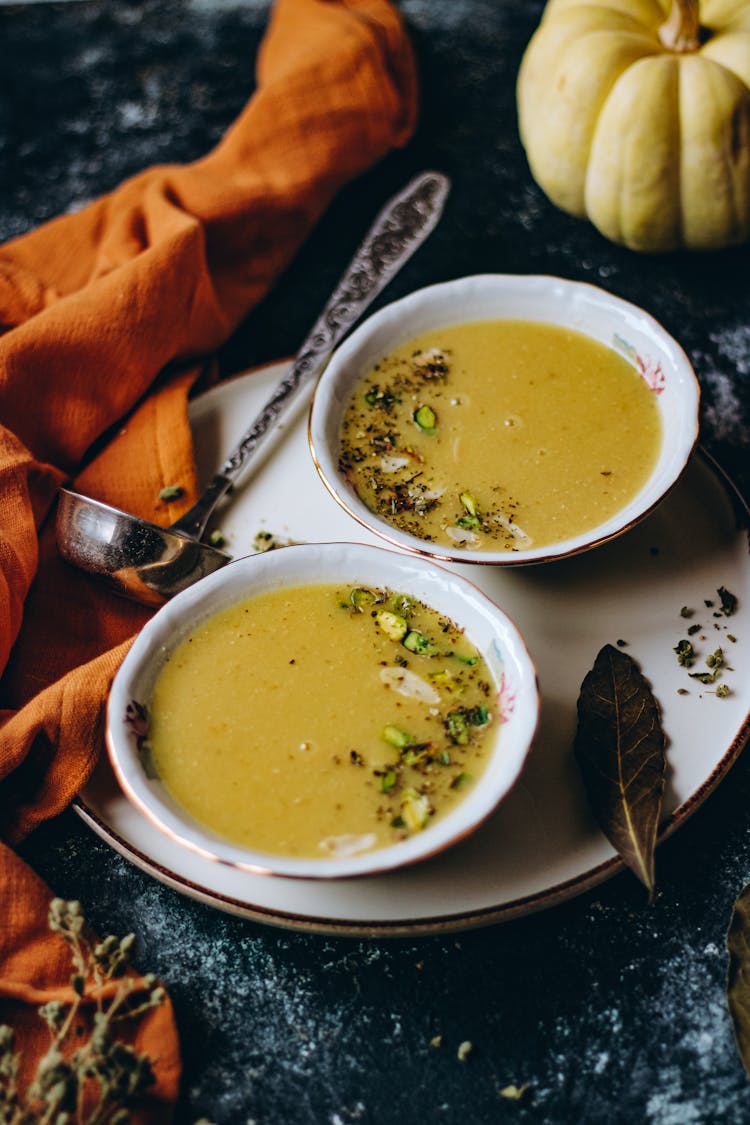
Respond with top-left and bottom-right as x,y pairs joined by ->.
107,542 -> 539,880
308,274 -> 701,566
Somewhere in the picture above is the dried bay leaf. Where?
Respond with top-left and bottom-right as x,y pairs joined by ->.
727,885 -> 750,1075
574,644 -> 666,893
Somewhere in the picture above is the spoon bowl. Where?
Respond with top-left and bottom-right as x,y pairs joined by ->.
56,489 -> 230,606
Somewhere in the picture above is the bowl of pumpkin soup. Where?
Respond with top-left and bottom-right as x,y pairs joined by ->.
106,542 -> 539,879
309,274 -> 700,565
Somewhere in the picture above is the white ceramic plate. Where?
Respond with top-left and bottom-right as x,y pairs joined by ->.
75,361 -> 750,935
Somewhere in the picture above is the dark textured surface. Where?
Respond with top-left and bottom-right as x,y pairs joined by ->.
3,1 -> 750,1122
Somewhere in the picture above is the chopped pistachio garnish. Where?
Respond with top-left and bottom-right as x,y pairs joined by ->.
403,630 -> 438,656
350,587 -> 377,612
460,491 -> 479,517
382,725 -> 413,749
446,710 -> 469,745
380,768 -> 398,793
388,593 -> 416,617
376,610 -> 408,641
158,484 -> 184,502
414,404 -> 437,432
400,789 -> 431,831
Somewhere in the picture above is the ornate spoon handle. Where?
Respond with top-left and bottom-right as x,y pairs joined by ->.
170,170 -> 451,541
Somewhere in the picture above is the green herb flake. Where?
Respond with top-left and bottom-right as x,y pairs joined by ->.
715,684 -> 732,698
680,606 -> 695,619
450,771 -> 472,790
158,484 -> 184,502
208,529 -> 226,548
687,624 -> 702,636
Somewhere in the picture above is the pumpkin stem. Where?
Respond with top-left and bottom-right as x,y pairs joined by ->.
659,0 -> 701,53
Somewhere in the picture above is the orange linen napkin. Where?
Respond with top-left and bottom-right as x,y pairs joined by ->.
0,0 -> 418,1115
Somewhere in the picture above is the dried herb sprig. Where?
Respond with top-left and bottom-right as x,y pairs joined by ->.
0,899 -> 168,1125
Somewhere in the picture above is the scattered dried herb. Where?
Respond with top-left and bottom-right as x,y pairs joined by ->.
574,645 -> 666,894
718,586 -> 739,616
252,530 -> 295,553
674,639 -> 696,668
688,647 -> 726,684
680,606 -> 694,619
727,884 -> 750,1076
208,529 -> 225,548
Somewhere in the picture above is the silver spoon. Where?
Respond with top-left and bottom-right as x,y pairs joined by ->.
56,171 -> 451,606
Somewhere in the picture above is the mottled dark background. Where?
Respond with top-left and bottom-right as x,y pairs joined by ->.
3,1 -> 750,1122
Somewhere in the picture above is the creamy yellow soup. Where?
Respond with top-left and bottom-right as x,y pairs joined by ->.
339,320 -> 663,552
146,584 -> 499,859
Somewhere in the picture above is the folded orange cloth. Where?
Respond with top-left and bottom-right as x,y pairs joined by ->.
0,0 -> 417,1115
